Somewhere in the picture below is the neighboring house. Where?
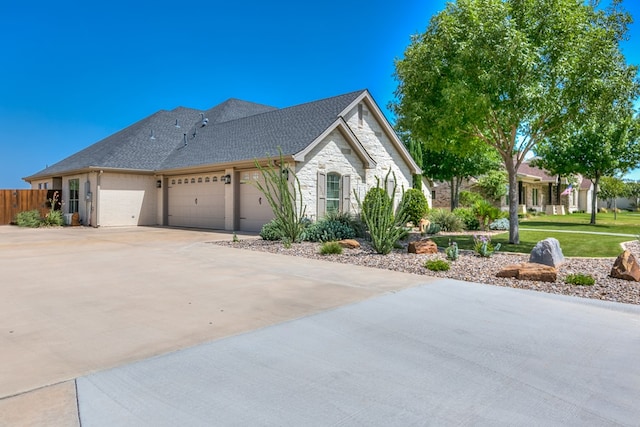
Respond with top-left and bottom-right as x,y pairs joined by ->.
429,160 -> 594,214
24,90 -> 422,232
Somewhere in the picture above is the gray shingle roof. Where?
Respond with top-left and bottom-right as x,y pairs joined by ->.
27,90 -> 365,178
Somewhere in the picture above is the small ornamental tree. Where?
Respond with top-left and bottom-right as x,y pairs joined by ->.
254,150 -> 306,246
400,188 -> 429,226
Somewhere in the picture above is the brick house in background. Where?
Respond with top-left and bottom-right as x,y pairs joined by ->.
431,160 -> 594,214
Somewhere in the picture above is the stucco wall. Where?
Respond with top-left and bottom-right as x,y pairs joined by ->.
98,173 -> 157,226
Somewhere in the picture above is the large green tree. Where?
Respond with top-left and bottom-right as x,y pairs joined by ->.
392,0 -> 636,243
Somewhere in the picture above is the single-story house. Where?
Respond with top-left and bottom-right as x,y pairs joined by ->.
430,160 -> 595,214
24,90 -> 423,232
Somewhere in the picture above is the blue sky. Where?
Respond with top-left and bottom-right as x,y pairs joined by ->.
1,0 -> 639,188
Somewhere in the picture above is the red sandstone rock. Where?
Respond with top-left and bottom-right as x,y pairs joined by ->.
408,240 -> 438,254
610,251 -> 640,282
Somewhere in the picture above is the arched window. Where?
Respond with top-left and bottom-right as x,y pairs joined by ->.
326,173 -> 341,214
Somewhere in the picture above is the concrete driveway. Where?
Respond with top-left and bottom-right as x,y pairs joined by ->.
1,226 -> 640,426
0,226 -> 432,425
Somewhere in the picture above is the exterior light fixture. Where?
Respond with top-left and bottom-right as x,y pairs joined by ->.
223,174 -> 232,184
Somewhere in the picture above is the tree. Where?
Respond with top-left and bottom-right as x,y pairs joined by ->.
392,0 -> 636,243
475,170 -> 508,204
624,180 -> 640,209
418,142 -> 501,210
599,176 -> 628,219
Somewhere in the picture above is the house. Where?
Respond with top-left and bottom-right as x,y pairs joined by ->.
24,90 -> 422,232
430,160 -> 594,214
513,160 -> 594,214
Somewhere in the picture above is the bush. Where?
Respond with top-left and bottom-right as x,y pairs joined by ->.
260,219 -> 282,241
302,218 -> 356,242
15,210 -> 42,228
400,188 -> 429,226
428,209 -> 464,232
425,223 -> 441,234
319,241 -> 343,255
42,210 -> 63,227
425,259 -> 450,271
565,273 -> 595,286
473,200 -> 501,230
488,218 -> 510,230
452,207 -> 480,230
458,191 -> 483,208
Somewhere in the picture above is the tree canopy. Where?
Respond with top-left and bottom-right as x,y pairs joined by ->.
391,0 -> 637,243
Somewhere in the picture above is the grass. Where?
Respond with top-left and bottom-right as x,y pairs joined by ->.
431,230 -> 629,258
429,212 -> 639,258
520,212 -> 640,235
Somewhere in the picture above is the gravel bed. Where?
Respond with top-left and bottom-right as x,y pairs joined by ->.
214,235 -> 640,305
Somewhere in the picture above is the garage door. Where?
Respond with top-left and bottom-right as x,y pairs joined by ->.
238,170 -> 274,232
168,174 -> 225,229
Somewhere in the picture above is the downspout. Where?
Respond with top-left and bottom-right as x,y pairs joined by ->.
96,170 -> 103,227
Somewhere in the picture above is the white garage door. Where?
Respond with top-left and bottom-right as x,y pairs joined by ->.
239,170 -> 274,232
168,174 -> 225,229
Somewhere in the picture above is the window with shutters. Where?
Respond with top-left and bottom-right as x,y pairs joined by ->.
326,173 -> 340,214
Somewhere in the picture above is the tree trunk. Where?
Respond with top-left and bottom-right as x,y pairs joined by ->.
590,175 -> 599,225
450,177 -> 461,211
505,160 -> 519,244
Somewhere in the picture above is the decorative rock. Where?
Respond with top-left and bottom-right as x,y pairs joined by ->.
339,239 -> 360,249
496,262 -> 557,282
418,218 -> 431,233
529,238 -> 564,267
610,250 -> 640,282
408,239 -> 438,254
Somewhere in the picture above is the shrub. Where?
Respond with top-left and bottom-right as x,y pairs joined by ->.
565,273 -> 595,286
319,241 -> 343,255
488,218 -> 510,230
254,150 -> 306,246
302,219 -> 356,242
425,259 -> 450,271
15,210 -> 42,228
452,207 -> 480,230
473,199 -> 501,230
428,209 -> 464,232
259,219 -> 282,241
42,210 -> 63,227
425,223 -> 441,234
458,190 -> 483,208
326,211 -> 364,237
473,234 -> 501,257
445,241 -> 459,261
356,172 -> 409,255
400,188 -> 429,226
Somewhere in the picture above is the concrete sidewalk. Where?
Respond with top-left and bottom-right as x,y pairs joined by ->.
0,226 -> 433,425
75,281 -> 640,426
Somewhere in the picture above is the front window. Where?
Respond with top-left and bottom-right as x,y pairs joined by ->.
326,173 -> 340,213
69,179 -> 79,213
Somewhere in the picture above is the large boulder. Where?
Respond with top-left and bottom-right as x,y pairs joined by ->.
529,238 -> 564,267
408,239 -> 438,254
610,250 -> 640,282
496,263 -> 557,282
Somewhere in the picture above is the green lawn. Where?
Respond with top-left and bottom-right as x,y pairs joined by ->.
519,212 -> 640,235
429,211 -> 640,257
431,231 -> 629,257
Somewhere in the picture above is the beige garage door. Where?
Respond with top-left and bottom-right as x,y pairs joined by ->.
238,170 -> 274,232
168,174 -> 225,229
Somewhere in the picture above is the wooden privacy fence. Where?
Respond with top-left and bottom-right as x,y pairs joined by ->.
0,190 -> 51,225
